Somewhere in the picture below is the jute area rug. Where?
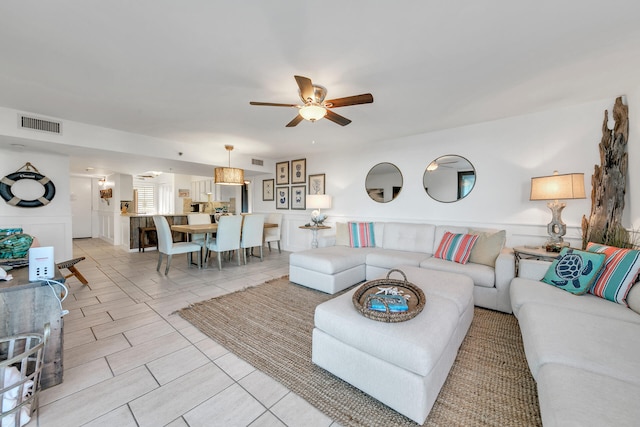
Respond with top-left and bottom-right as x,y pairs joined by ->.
178,277 -> 541,427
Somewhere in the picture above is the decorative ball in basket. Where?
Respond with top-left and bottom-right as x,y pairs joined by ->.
352,269 -> 426,322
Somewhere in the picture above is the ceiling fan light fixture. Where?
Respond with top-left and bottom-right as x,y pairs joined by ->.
299,103 -> 327,122
214,145 -> 245,185
427,161 -> 439,171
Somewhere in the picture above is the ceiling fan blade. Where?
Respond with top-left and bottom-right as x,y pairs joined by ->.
285,114 -> 304,127
294,75 -> 314,102
250,101 -> 298,107
324,110 -> 352,126
324,93 -> 374,108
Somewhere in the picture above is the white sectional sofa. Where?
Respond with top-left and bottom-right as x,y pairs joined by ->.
511,259 -> 640,426
290,221 -> 515,313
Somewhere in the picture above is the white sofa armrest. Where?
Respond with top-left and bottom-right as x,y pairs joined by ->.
519,259 -> 552,280
494,247 -> 516,312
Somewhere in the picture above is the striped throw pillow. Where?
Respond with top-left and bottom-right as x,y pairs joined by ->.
435,232 -> 479,264
587,242 -> 640,305
348,222 -> 376,248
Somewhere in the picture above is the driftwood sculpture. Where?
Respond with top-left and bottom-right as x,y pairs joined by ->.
581,97 -> 629,248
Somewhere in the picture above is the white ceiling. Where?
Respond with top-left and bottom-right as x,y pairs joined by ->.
1,1 -> 640,178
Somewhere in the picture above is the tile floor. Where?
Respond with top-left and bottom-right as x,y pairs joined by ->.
36,238 -> 342,427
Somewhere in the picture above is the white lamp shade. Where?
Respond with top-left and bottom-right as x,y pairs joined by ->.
530,173 -> 586,201
306,194 -> 332,209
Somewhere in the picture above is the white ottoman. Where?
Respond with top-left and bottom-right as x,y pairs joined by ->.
312,266 -> 474,424
289,246 -> 374,294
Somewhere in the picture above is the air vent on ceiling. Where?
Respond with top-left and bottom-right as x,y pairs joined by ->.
251,158 -> 264,166
19,114 -> 62,134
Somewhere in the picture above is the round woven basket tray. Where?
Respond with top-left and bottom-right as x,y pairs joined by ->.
352,269 -> 426,323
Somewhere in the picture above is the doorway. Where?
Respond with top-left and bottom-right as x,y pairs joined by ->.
70,177 -> 92,238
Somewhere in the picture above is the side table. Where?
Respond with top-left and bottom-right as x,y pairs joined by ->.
0,267 -> 66,389
513,245 -> 560,276
299,225 -> 331,248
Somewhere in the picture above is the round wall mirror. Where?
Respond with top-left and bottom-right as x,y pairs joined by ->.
365,162 -> 403,203
423,155 -> 476,203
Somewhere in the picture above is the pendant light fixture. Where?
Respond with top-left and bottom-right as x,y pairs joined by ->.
214,145 -> 244,185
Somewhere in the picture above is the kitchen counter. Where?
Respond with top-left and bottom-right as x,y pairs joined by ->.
123,214 -> 214,251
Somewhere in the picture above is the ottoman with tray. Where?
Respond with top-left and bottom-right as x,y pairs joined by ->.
312,265 -> 474,424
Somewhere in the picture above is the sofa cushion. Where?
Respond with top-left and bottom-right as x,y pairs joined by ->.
396,266 -> 475,315
348,222 -> 376,248
289,246 -> 374,275
468,229 -> 506,267
381,222 -> 436,254
434,225 -> 469,248
587,242 -> 640,305
335,222 -> 349,246
366,249 -> 431,269
627,282 -> 640,315
434,232 -> 478,264
517,303 -> 640,384
510,278 -> 640,324
536,363 -> 640,427
420,257 -> 495,288
541,248 -> 606,295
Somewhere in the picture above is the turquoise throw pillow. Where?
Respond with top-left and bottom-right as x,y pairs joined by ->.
541,247 -> 606,295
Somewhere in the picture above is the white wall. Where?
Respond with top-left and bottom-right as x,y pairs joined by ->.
627,90 -> 640,231
0,148 -> 72,261
70,176 -> 92,238
174,173 -> 193,214
1,96 -> 636,258
94,174 -> 121,244
254,97 -> 636,252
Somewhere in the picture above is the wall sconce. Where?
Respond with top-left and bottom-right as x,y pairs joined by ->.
530,171 -> 586,248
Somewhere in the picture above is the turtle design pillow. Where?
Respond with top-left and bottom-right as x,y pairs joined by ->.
541,247 -> 606,295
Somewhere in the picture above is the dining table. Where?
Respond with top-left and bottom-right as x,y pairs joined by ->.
170,222 -> 277,236
170,222 -> 278,267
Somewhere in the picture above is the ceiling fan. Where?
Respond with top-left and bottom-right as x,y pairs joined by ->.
427,158 -> 460,172
250,75 -> 373,127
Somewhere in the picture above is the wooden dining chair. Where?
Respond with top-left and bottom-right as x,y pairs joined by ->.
153,215 -> 201,274
205,215 -> 242,270
240,214 -> 265,264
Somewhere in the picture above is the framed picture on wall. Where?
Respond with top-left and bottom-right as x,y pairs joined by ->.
308,173 -> 325,195
276,161 -> 289,185
291,185 -> 306,210
276,186 -> 289,209
291,158 -> 306,184
262,179 -> 274,201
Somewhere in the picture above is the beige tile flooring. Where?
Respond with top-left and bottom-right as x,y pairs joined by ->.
37,238 -> 342,427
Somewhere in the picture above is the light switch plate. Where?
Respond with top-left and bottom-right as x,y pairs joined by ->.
29,246 -> 55,281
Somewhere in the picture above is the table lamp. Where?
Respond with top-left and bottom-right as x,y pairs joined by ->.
306,194 -> 332,226
530,171 -> 585,249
